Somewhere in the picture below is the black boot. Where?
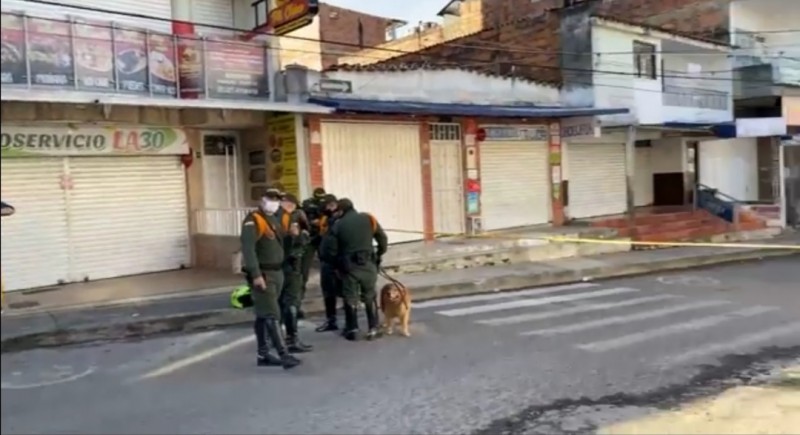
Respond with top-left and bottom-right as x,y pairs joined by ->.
315,296 -> 339,332
284,306 -> 313,353
343,303 -> 360,341
264,317 -> 302,370
254,317 -> 281,367
364,298 -> 382,341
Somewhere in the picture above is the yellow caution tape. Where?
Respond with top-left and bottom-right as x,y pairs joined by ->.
381,228 -> 800,251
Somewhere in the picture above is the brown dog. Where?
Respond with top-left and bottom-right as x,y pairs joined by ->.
379,282 -> 412,337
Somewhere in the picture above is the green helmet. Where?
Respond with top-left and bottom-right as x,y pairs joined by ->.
230,285 -> 252,309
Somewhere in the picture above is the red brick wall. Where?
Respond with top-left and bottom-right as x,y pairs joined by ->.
308,117 -> 324,188
318,3 -> 395,70
419,122 -> 435,240
374,12 -> 563,84
478,0 -> 729,40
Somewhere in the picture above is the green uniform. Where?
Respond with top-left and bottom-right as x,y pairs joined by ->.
317,213 -> 342,330
300,196 -> 325,299
280,209 -> 310,311
240,211 -> 285,318
323,208 -> 388,339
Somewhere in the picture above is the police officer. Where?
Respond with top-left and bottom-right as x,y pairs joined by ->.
315,194 -> 342,332
240,190 -> 301,369
322,198 -> 388,341
278,193 -> 313,353
298,187 -> 328,319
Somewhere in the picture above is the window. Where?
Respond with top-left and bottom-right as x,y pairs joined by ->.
633,41 -> 657,79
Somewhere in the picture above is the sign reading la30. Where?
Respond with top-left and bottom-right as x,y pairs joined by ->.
1,126 -> 190,157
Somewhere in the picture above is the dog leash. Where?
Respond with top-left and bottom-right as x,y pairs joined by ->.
378,266 -> 404,287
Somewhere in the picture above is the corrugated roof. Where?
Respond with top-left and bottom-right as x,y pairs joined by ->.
308,96 -> 629,118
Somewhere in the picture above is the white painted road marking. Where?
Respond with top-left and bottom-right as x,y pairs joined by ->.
476,294 -> 680,326
520,299 -> 732,337
413,283 -> 598,309
437,287 -> 640,317
138,334 -> 253,380
1,366 -> 97,390
659,322 -> 800,367
577,306 -> 779,352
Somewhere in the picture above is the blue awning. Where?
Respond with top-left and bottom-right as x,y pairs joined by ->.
308,97 -> 629,118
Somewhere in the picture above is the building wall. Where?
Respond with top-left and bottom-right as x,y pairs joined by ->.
651,138 -> 685,174
319,69 -> 560,105
359,12 -> 562,84
584,23 -> 732,126
277,18 -> 324,71
317,3 -> 394,69
699,137 -> 759,201
730,0 -> 800,63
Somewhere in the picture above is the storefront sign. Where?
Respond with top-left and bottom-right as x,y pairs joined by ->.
269,0 -> 319,35
205,37 -> 268,98
784,97 -> 800,127
266,115 -> 300,197
560,116 -> 600,139
1,126 -> 189,157
0,12 -> 180,95
481,125 -> 548,141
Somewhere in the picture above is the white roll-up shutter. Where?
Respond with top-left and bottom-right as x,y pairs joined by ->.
634,146 -> 654,206
191,0 -> 234,35
3,0 -> 174,31
568,143 -> 627,219
1,158 -> 71,291
479,142 -> 550,230
321,122 -> 424,244
67,156 -> 190,282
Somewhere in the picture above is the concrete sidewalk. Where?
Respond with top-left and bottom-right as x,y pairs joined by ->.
2,236 -> 797,353
599,365 -> 800,434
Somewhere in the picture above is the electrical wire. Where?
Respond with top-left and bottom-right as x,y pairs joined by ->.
4,4 -> 792,87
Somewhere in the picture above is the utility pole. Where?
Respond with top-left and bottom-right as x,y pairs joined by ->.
624,124 -> 638,242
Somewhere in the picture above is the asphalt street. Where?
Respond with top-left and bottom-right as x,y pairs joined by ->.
2,256 -> 799,434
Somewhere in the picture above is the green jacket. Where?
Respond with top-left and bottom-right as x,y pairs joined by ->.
302,196 -> 326,246
283,209 -> 310,272
240,210 -> 285,277
323,209 -> 388,268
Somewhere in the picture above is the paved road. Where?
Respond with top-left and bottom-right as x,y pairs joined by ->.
2,257 -> 799,434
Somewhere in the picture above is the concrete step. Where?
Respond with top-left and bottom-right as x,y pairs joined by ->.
592,211 -> 703,228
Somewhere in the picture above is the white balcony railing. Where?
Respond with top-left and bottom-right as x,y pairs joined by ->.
194,208 -> 253,236
662,85 -> 729,111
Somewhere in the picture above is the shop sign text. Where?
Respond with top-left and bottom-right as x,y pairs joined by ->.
1,126 -> 189,157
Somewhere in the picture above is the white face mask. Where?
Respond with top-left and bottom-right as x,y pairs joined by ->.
260,199 -> 280,214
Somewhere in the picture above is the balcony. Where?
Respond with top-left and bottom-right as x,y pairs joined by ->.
0,12 -> 270,103
735,58 -> 800,99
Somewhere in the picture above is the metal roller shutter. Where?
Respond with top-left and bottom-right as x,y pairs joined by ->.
3,0 -> 174,31
479,142 -> 550,230
568,143 -> 627,219
321,122 -> 424,244
191,0 -> 234,35
68,156 -> 190,281
634,147 -> 654,206
1,158 -> 71,291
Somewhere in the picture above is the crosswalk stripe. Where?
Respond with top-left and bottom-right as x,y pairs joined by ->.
519,299 -> 732,336
476,294 -> 680,326
658,321 -> 800,367
436,287 -> 639,317
576,305 -> 779,352
413,282 -> 598,309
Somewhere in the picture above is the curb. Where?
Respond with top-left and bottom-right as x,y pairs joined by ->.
1,249 -> 796,353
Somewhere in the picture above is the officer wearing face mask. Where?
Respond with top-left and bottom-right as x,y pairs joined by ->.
315,194 -> 342,332
277,193 -> 313,353
322,198 -> 388,341
240,190 -> 301,370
